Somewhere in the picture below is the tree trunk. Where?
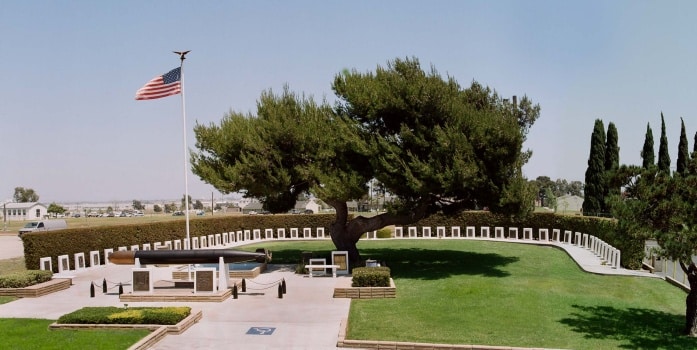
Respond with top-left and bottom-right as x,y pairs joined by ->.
682,262 -> 697,337
327,201 -> 363,267
325,198 -> 430,268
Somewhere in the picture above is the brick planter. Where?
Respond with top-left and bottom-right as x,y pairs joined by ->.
333,278 -> 396,299
0,278 -> 71,298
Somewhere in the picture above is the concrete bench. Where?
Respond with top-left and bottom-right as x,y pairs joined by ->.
305,264 -> 340,278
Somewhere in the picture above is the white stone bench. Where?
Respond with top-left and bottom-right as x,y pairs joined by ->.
305,264 -> 340,278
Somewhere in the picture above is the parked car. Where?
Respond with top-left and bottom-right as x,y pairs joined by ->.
133,210 -> 144,217
172,211 -> 184,216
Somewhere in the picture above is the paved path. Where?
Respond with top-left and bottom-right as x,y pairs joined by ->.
0,235 -> 662,349
0,234 -> 24,260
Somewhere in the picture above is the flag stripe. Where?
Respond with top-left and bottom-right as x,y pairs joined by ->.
135,67 -> 181,100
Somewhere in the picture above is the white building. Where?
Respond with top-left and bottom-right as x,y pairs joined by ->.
557,195 -> 584,214
2,202 -> 48,221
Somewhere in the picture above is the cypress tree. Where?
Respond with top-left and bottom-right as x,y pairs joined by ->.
641,123 -> 655,169
677,117 -> 689,175
582,119 -> 606,216
604,122 -> 620,208
605,122 -> 620,171
694,131 -> 697,154
658,112 -> 671,173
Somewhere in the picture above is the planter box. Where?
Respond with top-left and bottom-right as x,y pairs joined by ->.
50,310 -> 202,350
0,278 -> 71,298
334,278 -> 396,299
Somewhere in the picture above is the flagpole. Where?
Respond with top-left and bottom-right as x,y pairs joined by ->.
175,50 -> 191,254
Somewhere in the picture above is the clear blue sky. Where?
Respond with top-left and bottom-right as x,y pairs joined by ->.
2,1 -> 696,203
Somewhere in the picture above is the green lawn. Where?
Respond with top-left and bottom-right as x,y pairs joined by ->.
0,318 -> 149,350
243,239 -> 696,350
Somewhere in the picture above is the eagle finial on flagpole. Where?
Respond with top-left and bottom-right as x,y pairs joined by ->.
173,50 -> 190,61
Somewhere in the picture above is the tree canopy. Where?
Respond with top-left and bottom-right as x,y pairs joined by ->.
658,113 -> 671,173
47,202 -> 65,216
13,187 -> 39,203
640,123 -> 654,169
582,119 -> 606,216
677,117 -> 690,175
609,157 -> 697,335
191,57 -> 540,263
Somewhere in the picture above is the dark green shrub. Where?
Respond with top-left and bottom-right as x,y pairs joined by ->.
57,306 -> 191,325
0,270 -> 53,288
352,267 -> 391,287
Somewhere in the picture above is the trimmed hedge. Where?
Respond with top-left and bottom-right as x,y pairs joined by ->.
352,267 -> 391,287
21,211 -> 645,270
0,270 -> 53,288
57,306 -> 191,325
22,214 -> 335,271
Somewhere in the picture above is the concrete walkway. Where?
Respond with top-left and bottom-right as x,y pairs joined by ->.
0,235 -> 661,349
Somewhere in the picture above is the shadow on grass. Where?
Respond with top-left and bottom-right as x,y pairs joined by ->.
559,304 -> 697,349
360,247 -> 518,280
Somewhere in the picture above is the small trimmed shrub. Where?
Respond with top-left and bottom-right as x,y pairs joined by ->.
0,270 -> 53,288
376,228 -> 392,239
57,306 -> 191,325
352,267 -> 391,287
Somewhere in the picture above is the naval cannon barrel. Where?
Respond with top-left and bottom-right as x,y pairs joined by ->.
108,248 -> 271,265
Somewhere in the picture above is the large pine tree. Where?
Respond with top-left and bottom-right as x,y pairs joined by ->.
658,112 -> 671,173
641,123 -> 655,169
582,119 -> 606,216
677,117 -> 690,175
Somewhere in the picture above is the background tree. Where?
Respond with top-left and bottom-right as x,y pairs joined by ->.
604,122 -> 620,196
533,176 -> 555,206
180,195 -> 192,210
568,181 -> 584,197
193,200 -> 204,210
641,123 -> 655,169
164,203 -> 177,213
582,119 -> 606,216
192,57 -> 540,264
13,187 -> 39,203
609,156 -> 697,336
603,122 -> 624,215
132,200 -> 145,211
544,187 -> 557,211
47,202 -> 65,217
658,113 -> 671,173
153,204 -> 162,213
677,117 -> 690,175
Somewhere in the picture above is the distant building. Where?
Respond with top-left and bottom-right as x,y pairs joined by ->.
2,202 -> 48,221
239,198 -> 323,214
556,195 -> 583,214
294,199 -> 320,214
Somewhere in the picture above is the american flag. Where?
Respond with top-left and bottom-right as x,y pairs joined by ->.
135,67 -> 181,100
